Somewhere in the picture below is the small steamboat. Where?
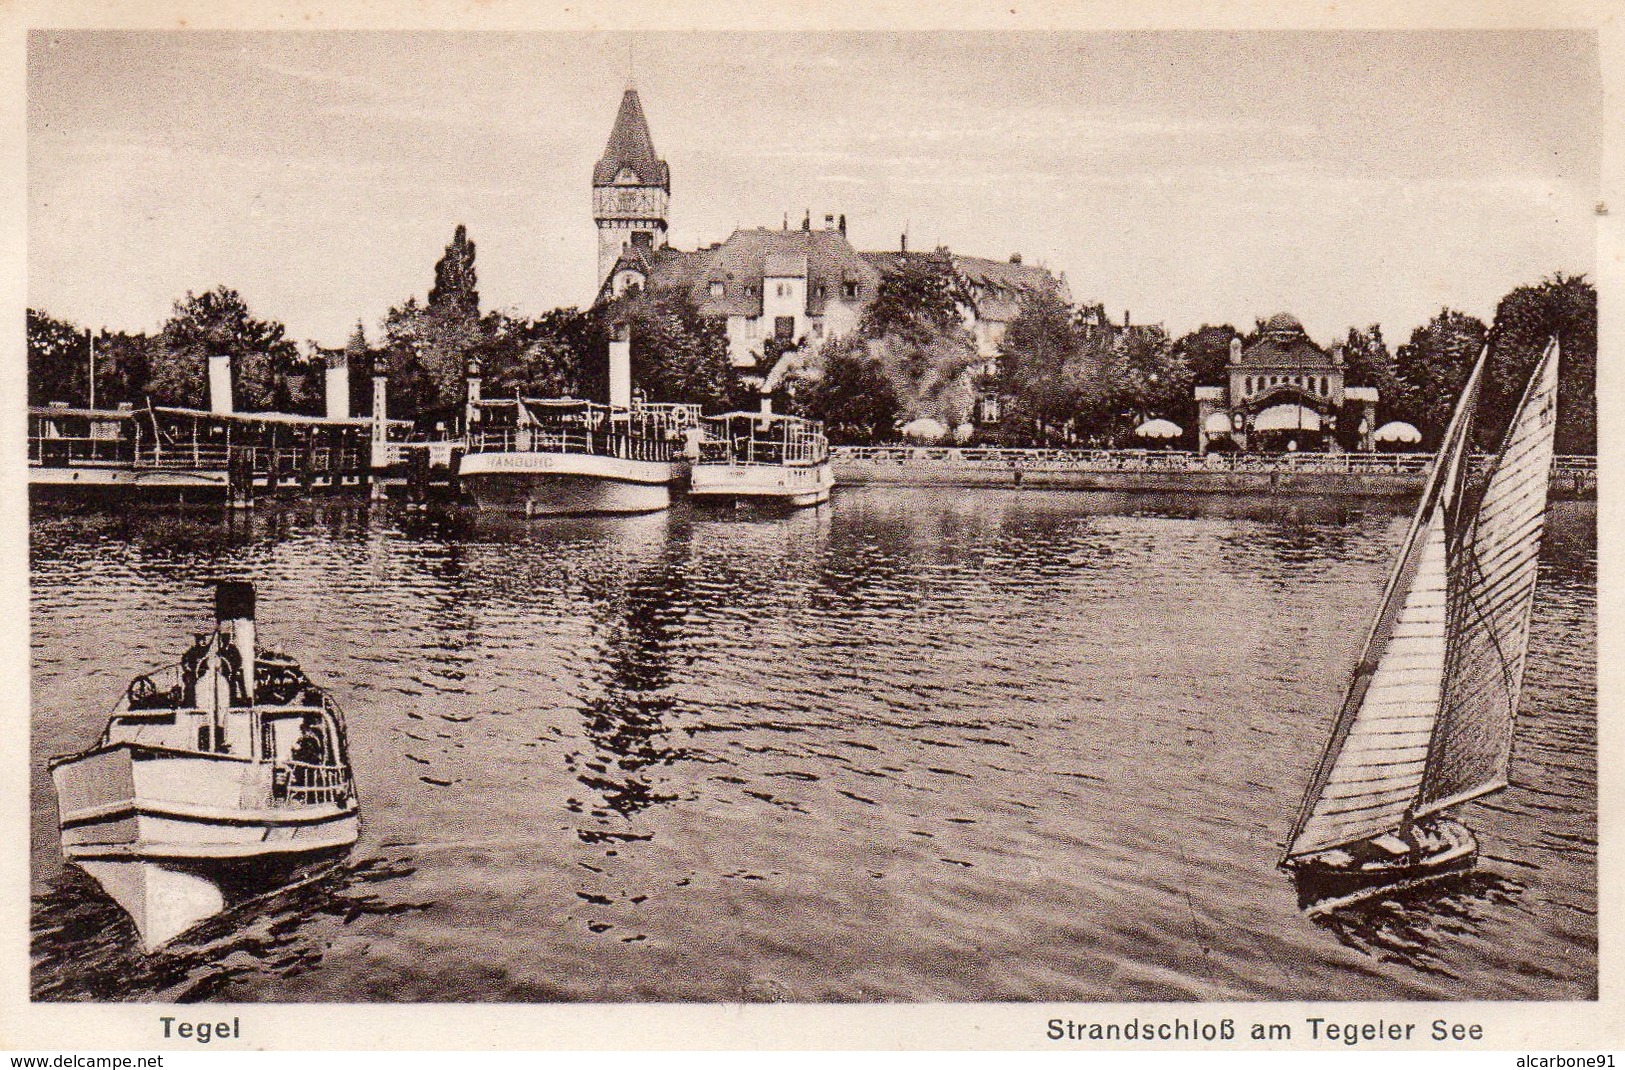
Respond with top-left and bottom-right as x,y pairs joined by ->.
689,411 -> 833,508
49,581 -> 359,949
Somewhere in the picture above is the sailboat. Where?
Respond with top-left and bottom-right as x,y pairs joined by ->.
1280,337 -> 1560,914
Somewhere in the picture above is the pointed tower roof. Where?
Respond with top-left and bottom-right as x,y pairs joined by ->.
593,88 -> 670,190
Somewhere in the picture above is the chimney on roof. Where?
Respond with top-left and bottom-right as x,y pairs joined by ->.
1229,337 -> 1243,364
1010,252 -> 1022,265
900,233 -> 908,253
838,214 -> 847,237
1332,344 -> 1345,367
824,213 -> 835,229
802,210 -> 810,231
1123,310 -> 1131,328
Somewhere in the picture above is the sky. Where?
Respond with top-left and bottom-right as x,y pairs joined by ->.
26,30 -> 1602,348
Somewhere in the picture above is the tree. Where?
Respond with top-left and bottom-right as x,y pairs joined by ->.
429,224 -> 479,319
855,255 -> 978,431
94,329 -> 160,408
619,293 -> 740,410
27,308 -> 88,407
1172,324 -> 1238,389
1337,324 -> 1400,448
1487,273 -> 1595,454
1091,325 -> 1186,446
147,287 -> 301,410
996,289 -> 1087,443
474,307 -> 599,400
859,255 -> 967,345
1392,308 -> 1488,448
382,225 -> 487,414
805,335 -> 901,444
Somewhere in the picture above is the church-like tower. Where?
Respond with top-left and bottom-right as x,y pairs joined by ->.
593,87 -> 670,289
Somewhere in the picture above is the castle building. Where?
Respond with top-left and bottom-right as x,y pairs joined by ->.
1193,313 -> 1378,453
590,88 -> 1068,392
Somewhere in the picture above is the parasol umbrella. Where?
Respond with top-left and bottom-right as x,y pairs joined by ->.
901,417 -> 949,443
1134,418 -> 1183,440
1373,420 -> 1422,444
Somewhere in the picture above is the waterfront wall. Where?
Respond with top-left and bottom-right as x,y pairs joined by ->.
831,447 -> 1596,500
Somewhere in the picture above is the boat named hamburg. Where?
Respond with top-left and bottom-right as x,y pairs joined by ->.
49,581 -> 359,949
689,410 -> 834,508
1280,337 -> 1561,914
459,397 -> 700,515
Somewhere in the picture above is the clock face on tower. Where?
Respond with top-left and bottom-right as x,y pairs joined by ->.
595,186 -> 667,219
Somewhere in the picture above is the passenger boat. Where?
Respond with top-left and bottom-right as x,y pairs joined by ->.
689,411 -> 834,508
49,581 -> 359,949
1280,337 -> 1560,914
458,397 -> 700,516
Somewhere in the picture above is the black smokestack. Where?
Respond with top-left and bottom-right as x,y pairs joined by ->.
215,580 -> 255,622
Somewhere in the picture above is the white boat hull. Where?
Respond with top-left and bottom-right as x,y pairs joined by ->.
688,462 -> 834,507
52,744 -> 359,949
460,451 -> 679,515
76,859 -> 227,950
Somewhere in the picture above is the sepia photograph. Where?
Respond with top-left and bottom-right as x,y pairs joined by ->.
6,4 -> 1614,1050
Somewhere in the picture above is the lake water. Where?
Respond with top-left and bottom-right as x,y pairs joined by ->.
29,488 -> 1596,1002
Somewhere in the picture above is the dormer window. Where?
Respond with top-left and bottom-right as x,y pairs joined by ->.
615,167 -> 639,185
710,281 -> 725,298
842,281 -> 859,299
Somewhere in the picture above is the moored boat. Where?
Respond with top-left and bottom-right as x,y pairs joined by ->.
49,580 -> 359,949
459,398 -> 700,516
689,411 -> 833,508
1280,337 -> 1561,914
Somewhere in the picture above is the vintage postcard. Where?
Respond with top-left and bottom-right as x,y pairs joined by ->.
1,0 -> 1618,1054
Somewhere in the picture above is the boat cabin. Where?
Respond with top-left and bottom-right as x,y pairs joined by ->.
698,412 -> 829,468
468,397 -> 702,462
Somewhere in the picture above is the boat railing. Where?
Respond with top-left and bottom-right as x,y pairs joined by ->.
276,761 -> 352,806
29,435 -> 137,467
698,437 -> 829,468
133,442 -> 233,470
468,425 -> 680,463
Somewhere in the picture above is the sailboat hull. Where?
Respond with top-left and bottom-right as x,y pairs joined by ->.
1287,818 -> 1478,915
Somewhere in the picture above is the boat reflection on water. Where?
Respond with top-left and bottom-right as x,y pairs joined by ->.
1310,869 -> 1525,976
48,581 -> 360,951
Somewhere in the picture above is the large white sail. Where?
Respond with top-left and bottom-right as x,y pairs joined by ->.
1419,339 -> 1561,816
1283,348 -> 1484,860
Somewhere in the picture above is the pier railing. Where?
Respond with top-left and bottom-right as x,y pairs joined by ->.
832,447 -> 1595,480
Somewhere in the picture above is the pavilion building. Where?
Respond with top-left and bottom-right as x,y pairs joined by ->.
1194,313 -> 1378,454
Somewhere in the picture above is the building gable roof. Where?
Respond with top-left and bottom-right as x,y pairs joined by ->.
593,89 -> 670,190
678,228 -> 882,317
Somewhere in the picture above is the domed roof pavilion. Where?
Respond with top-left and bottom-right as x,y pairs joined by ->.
1192,312 -> 1380,454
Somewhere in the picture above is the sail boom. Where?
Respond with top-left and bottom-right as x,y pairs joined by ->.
1412,779 -> 1507,820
